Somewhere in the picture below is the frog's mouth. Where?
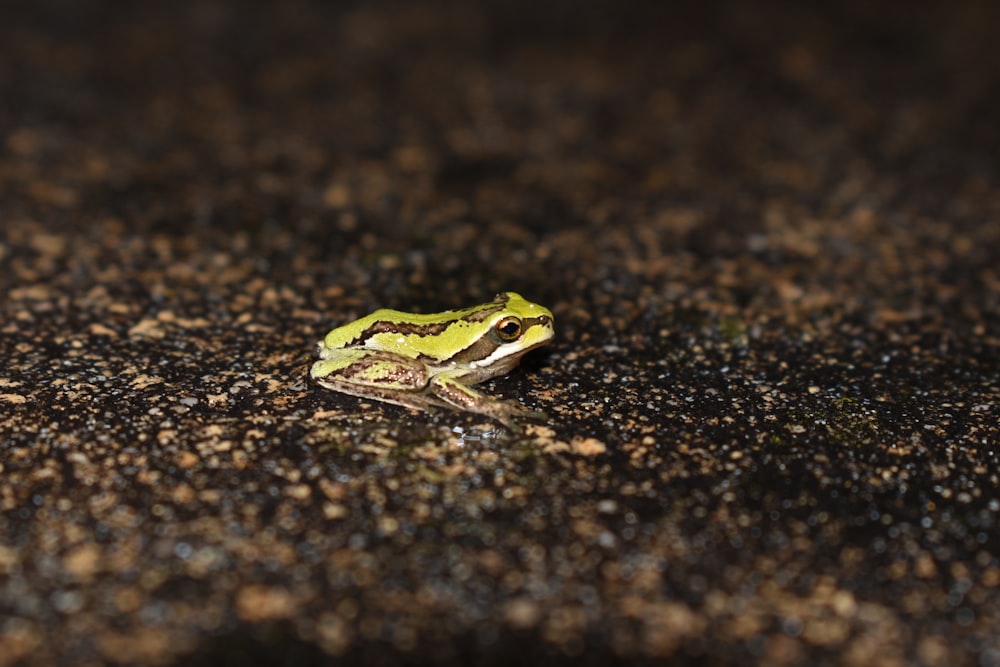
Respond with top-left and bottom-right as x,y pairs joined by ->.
474,333 -> 553,370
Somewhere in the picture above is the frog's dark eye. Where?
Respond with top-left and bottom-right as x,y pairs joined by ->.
495,316 -> 523,341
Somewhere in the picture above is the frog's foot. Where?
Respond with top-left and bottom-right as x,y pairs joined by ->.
496,399 -> 547,423
430,374 -> 548,431
490,402 -> 549,434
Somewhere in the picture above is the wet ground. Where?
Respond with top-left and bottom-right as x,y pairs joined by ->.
2,1 -> 999,665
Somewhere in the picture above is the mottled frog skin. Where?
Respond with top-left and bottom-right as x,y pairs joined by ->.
311,292 -> 554,427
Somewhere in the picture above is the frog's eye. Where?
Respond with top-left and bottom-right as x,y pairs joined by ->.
495,316 -> 523,341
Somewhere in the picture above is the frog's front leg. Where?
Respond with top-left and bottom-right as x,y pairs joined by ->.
429,370 -> 547,428
311,350 -> 450,412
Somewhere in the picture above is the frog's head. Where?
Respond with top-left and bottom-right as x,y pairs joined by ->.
405,291 -> 554,374
490,291 -> 554,350
453,292 -> 554,372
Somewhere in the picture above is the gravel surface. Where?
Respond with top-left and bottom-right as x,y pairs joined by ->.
2,1 -> 999,665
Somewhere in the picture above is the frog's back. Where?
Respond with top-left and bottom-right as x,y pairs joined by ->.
321,305 -> 487,354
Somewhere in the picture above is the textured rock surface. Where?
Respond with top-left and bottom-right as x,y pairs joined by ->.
2,1 -> 999,665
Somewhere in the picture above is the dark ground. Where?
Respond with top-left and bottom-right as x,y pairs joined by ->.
2,1 -> 1000,665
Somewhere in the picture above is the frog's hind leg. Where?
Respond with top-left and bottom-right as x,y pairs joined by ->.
429,370 -> 548,429
311,350 -> 450,412
324,382 -> 453,413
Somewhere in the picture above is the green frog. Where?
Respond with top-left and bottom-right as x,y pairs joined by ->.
311,292 -> 554,428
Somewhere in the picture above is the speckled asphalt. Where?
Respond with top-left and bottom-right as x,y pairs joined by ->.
2,2 -> 999,665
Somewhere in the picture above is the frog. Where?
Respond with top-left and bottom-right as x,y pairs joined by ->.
310,292 -> 555,429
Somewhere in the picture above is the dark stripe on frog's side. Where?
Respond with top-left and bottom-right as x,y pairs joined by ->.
462,303 -> 506,323
351,301 -> 509,347
439,331 -> 502,366
352,319 -> 451,347
461,294 -> 511,322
